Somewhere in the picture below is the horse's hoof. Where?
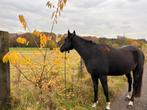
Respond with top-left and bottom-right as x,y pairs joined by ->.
105,102 -> 110,110
105,107 -> 110,110
92,103 -> 97,108
127,105 -> 133,109
92,101 -> 98,108
127,101 -> 133,109
125,95 -> 131,101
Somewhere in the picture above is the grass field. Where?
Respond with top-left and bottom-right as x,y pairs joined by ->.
9,48 -> 130,110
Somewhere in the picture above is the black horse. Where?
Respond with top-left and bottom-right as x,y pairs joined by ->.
60,30 -> 145,110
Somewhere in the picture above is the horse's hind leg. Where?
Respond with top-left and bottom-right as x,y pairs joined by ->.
128,66 -> 143,108
100,75 -> 110,110
127,70 -> 136,108
125,72 -> 132,100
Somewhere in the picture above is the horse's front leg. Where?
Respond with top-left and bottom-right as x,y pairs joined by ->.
91,75 -> 99,108
100,75 -> 110,110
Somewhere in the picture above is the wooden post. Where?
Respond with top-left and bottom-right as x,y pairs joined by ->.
78,57 -> 84,79
0,31 -> 10,109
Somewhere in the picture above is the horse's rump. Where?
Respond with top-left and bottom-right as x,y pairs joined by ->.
108,46 -> 139,75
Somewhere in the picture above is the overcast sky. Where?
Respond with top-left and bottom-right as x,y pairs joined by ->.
0,0 -> 147,39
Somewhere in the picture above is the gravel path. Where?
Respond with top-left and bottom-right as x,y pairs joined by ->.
111,64 -> 147,110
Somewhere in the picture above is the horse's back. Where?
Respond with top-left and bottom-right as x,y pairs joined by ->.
108,45 -> 139,75
117,45 -> 139,52
118,45 -> 144,63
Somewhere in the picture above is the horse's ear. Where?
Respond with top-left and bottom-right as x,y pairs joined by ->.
68,30 -> 70,35
73,30 -> 76,35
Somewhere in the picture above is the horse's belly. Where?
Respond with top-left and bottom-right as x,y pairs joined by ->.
108,70 -> 127,76
108,72 -> 124,76
108,63 -> 136,75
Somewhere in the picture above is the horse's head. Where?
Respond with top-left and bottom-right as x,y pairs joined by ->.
60,30 -> 76,52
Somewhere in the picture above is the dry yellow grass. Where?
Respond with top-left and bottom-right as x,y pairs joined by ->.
9,48 -> 126,110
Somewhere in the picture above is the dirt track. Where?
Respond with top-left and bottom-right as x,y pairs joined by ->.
111,64 -> 147,110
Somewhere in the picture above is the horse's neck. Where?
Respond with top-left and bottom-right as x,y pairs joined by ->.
72,36 -> 91,60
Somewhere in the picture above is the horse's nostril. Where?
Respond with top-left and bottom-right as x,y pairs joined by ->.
61,50 -> 63,52
60,48 -> 64,52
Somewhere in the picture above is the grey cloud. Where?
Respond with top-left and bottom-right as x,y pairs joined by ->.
71,0 -> 108,9
0,0 -> 52,32
0,0 -> 147,39
127,0 -> 142,3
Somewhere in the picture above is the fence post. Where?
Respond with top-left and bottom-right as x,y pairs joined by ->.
0,31 -> 10,109
78,57 -> 84,79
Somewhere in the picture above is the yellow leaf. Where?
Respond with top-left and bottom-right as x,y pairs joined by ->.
3,52 -> 21,65
40,34 -> 48,48
32,30 -> 41,37
63,0 -> 67,4
46,1 -> 52,8
56,37 -> 62,42
2,52 -> 10,63
16,37 -> 27,44
18,15 -> 28,31
60,2 -> 64,11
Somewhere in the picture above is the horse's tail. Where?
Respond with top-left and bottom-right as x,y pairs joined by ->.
133,50 -> 145,97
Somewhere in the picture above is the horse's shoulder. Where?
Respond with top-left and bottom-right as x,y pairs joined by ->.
98,44 -> 111,54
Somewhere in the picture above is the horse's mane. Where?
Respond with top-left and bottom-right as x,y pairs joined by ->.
74,35 -> 112,50
76,35 -> 97,45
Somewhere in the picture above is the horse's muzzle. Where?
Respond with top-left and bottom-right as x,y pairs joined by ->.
60,47 -> 64,52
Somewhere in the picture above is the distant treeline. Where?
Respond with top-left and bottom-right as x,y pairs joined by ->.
82,36 -> 146,48
9,32 -> 64,49
9,32 -> 147,49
